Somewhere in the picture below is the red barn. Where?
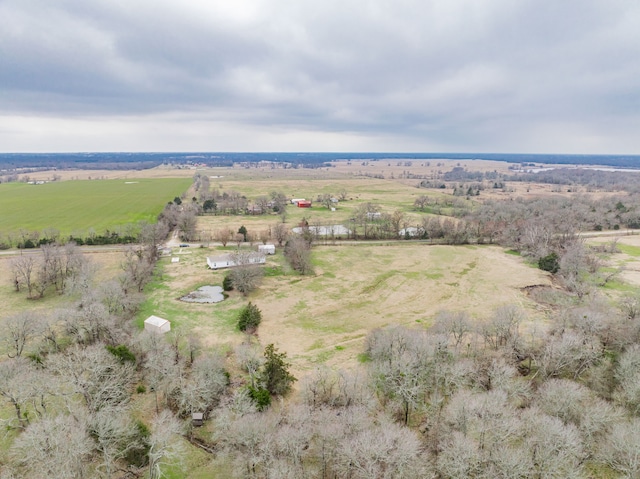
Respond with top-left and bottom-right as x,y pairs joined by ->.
297,200 -> 312,208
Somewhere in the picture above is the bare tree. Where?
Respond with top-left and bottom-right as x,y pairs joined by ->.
10,255 -> 36,298
284,236 -> 313,275
235,342 -> 264,389
413,195 -> 429,211
229,252 -> 264,295
90,405 -> 143,478
10,413 -> 93,479
273,222 -> 289,246
258,228 -> 270,245
168,353 -> 228,418
270,190 -> 288,213
601,418 -> 640,478
390,209 -> 405,238
139,220 -> 170,251
0,358 -> 39,429
140,331 -> 182,413
433,310 -> 471,349
336,415 -> 428,478
534,379 -> 620,449
614,344 -> 640,414
48,344 -> 135,413
535,331 -> 601,380
217,228 -> 233,247
120,246 -> 155,293
98,279 -> 141,317
64,299 -> 121,346
255,196 -> 270,214
148,410 -> 184,479
3,311 -> 40,358
479,304 -> 524,350
177,205 -> 199,241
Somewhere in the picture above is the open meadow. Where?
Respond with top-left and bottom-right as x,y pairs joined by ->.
139,241 -> 552,375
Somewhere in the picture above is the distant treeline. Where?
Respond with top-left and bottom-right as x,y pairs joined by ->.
2,152 -> 640,170
420,166 -> 640,193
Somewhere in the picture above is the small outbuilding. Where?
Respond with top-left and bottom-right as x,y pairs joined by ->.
192,412 -> 204,427
144,315 -> 171,334
297,200 -> 312,208
258,244 -> 276,255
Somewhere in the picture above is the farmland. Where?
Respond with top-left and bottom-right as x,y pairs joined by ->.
3,160 -> 640,478
0,177 -> 192,237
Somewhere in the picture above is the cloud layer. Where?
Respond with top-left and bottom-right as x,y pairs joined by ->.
1,0 -> 639,153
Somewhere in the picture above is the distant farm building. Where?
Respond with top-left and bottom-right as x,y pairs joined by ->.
297,200 -> 312,208
399,227 -> 424,238
206,252 -> 266,270
258,244 -> 276,255
246,204 -> 263,215
292,225 -> 352,237
291,198 -> 305,204
144,315 -> 171,334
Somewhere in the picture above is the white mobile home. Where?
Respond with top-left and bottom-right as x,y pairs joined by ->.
207,252 -> 266,270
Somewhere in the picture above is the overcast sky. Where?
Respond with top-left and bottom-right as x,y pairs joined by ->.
1,0 -> 639,154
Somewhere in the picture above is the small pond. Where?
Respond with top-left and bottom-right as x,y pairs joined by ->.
179,285 -> 225,303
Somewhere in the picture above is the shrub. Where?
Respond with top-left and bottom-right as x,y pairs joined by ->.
247,386 -> 271,411
106,344 -> 136,363
538,252 -> 560,273
238,302 -> 262,332
222,274 -> 234,291
124,420 -> 150,467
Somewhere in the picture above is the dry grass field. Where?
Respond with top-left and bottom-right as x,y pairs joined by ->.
140,242 -> 552,376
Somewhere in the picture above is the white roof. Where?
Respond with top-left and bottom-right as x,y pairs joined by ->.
145,315 -> 169,327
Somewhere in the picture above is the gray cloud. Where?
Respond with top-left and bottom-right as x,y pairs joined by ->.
1,0 -> 639,152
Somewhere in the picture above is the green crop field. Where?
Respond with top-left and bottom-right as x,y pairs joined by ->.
0,178 -> 192,237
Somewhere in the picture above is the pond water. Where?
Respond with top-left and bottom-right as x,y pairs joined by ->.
179,285 -> 225,303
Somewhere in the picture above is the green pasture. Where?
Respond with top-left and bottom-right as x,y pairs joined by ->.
0,178 -> 192,237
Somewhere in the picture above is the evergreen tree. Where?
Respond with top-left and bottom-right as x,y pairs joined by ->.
238,225 -> 248,242
238,302 -> 262,332
259,344 -> 296,396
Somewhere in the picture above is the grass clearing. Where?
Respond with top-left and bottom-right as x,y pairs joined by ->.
142,242 -> 552,375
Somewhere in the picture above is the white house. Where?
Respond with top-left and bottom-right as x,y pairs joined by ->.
144,315 -> 171,334
399,227 -> 424,238
291,198 -> 305,205
207,252 -> 266,270
258,244 -> 276,255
